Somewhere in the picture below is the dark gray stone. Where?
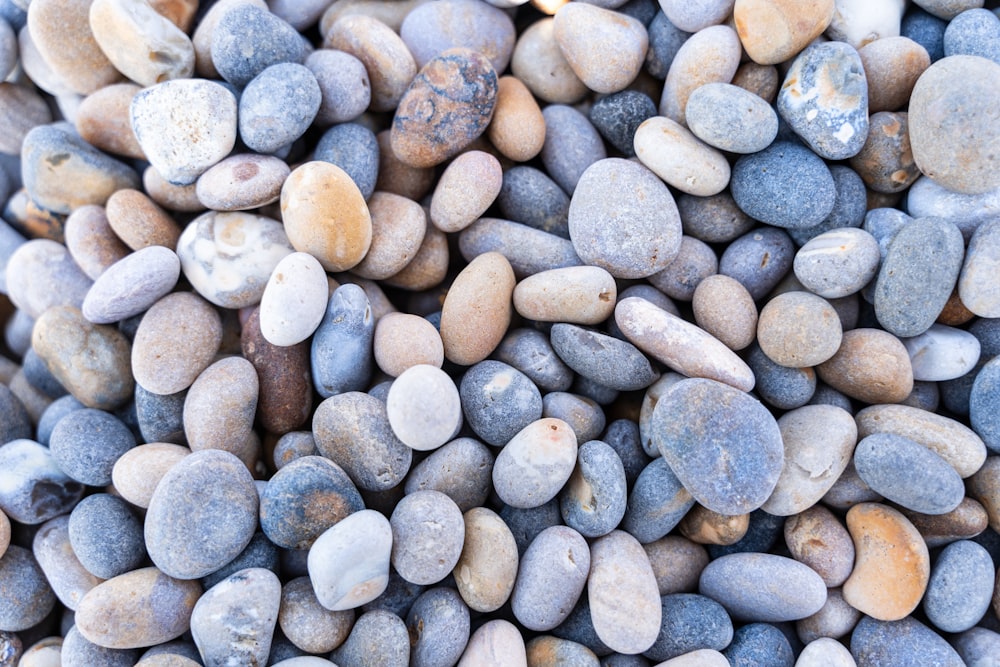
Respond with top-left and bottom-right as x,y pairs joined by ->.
788,166 -> 868,246
971,356 -> 1000,453
68,493 -> 146,580
645,11 -> 690,79
550,324 -> 658,392
332,609 -> 409,667
404,437 -> 494,512
0,439 -> 84,524
553,596 -> 613,657
0,383 -> 30,444
644,593 -> 734,662
902,7 -> 947,61
459,360 -> 543,447
311,284 -> 375,399
541,105 -> 607,195
746,343 -> 817,410
49,408 -> 136,486
494,327 -> 574,393
458,217 -> 583,279
201,531 -> 279,590
723,623 -> 794,667
602,419 -> 651,487
589,90 -> 658,157
498,166 -> 570,238
314,122 -> 380,200
676,191 -> 756,244
0,545 -> 56,632
134,384 -> 186,445
622,457 -> 695,544
21,347 -> 66,399
850,616 -> 963,666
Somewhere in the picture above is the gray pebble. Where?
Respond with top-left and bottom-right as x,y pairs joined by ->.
551,597 -> 611,656
794,227 -> 880,299
971,356 -> 1000,453
493,417 -> 578,508
311,284 -> 374,399
305,49 -> 371,125
699,553 -> 827,622
21,347 -> 67,399
331,609 -> 409,667
498,166 -> 571,239
272,431 -> 318,469
677,191 -> 756,244
0,383 -> 30,443
787,165 -> 868,246
622,457 -> 695,544
718,227 -> 796,301
31,515 -> 101,612
390,490 -> 465,586
850,615 -> 963,666
647,235 -> 718,302
211,4 -> 308,87
68,493 -> 145,580
307,509 -> 392,611
686,82 -> 778,154
458,360 -> 542,447
542,105 -> 608,194
854,432 -> 964,515
81,246 -> 180,324
239,62 -> 321,154
459,217 -> 583,279
35,394 -> 84,446
512,525 -> 591,631
49,407 -> 135,486
201,531 -> 279,591
6,238 -> 93,320
723,623 -> 795,667
0,438 -> 84,524
362,567 -> 425,618
550,324 -> 658,392
960,217 -> 1000,317
589,90 -> 658,157
953,627 -> 1000,667
400,0 -> 515,72
494,327 -> 575,393
190,568 -> 281,667
602,419 -> 651,486
406,587 -> 471,667
403,437 -> 494,512
943,8 -> 1000,63
543,392 -> 606,444
644,593 -> 734,662
923,539 -> 995,633
571,375 -> 619,406
500,499 -> 562,556
902,7 -> 947,61
0,545 -> 55,632
62,625 -> 138,667
134,384 -> 186,445
313,123 -> 380,200
560,440 -> 628,538
746,343 -> 817,411
644,11 -> 690,79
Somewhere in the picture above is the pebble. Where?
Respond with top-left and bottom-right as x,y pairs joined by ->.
61,625 -> 138,667
540,104 -> 607,195
734,0 -> 835,65
815,328 -> 914,404
258,251 -> 328,347
111,443 -> 189,509
685,82 -> 778,154
960,218 -> 1000,317
373,312 -> 444,377
352,191 -> 427,280
906,175 -> 1000,242
679,506 -> 749,546
944,7 -> 1000,63
75,567 -> 202,650
89,0 -> 195,87
676,191 -> 756,244
559,439 -> 627,538
511,525 -> 590,631
459,216 -> 581,278
860,38 -> 930,115
793,228 -> 880,299
0,15 -> 15,78
0,81 -> 53,158
515,267 -> 615,327
971,356 -> 1000,453
196,153 -> 290,212
854,432 -> 965,515
144,449 -> 258,580
324,14 -> 417,113
31,515 -> 101,611
784,505 -> 855,588
278,576 -> 354,654
699,553 -> 827,622
67,494 -> 145,580
407,587 -> 471,667
386,364 -> 462,451
691,274 -> 757,351
190,568 -> 280,667
307,509 -> 392,611
953,627 -> 1000,667
405,438 -> 493,512
312,391 -> 412,492
923,539 -> 995,633
849,112 -> 920,194
0,545 -> 56,631
484,76 -> 544,162
660,24 -> 740,127
304,49 -> 370,126
81,246 -> 180,324
552,2 -> 647,94
242,307 -> 313,434
902,496 -> 990,547
452,506 -> 517,612
430,151 -> 502,233
309,283 -> 374,397
26,0 -> 120,94
440,251 -> 515,366
280,161 -> 372,272
903,323 -> 980,381
644,593 -> 732,662
272,431 -> 319,469
757,292 -> 843,368
201,531 -> 279,591
493,417 -> 578,508
400,0 -> 515,72
550,323 -> 657,391
314,123 -> 380,200
796,637 -> 856,666
969,457 -> 1000,531
389,490 -> 465,586
460,619 -> 526,667
130,79 -> 237,186
75,83 -> 146,160
459,360 -> 543,447
47,407 -> 134,486
634,116 -> 731,197
382,223 -> 449,291
211,3 -> 307,87
589,90 -> 656,158
509,18 -> 587,105
796,587 -> 862,643
494,327 -> 574,394
849,615 -> 964,666
330,609 -> 409,667
909,55 -> 1000,194
724,623 -> 795,667
104,188 -> 182,252
239,63 -> 321,154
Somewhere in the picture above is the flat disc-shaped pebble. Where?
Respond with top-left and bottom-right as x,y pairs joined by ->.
959,218 -> 1000,317
569,158 -> 682,279
455,507 -> 519,612
190,568 -> 280,667
82,246 -> 180,324
259,251 -> 328,347
685,82 -> 778,154
440,251 -> 515,366
130,79 -> 237,186
854,433 -> 965,514
552,2 -> 648,94
633,116 -> 731,197
430,150 -> 503,233
588,530 -> 661,654
390,48 -> 498,168
550,324 -> 657,392
493,418 -> 578,509
512,525 -> 590,631
6,238 -> 92,320
842,502 -> 930,621
310,283 -> 374,398
75,567 -> 202,649
195,154 -> 290,212
307,509 -> 392,611
144,449 -> 258,580
650,378 -> 783,515
390,490 -> 465,585
239,63 -> 321,154
698,553 -> 827,622
386,365 -> 462,451
280,161 -> 372,272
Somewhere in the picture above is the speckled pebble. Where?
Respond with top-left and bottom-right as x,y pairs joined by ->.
89,0 -> 194,87
459,619 -> 526,667
313,123 -> 379,201
794,227 -> 880,299
330,609 -> 409,667
971,356 -> 1000,453
960,218 -> 1000,317
509,18 -> 588,105
48,407 -> 134,486
373,312 -> 444,377
66,493 -> 145,580
660,24 -> 741,126
691,274 -> 758,351
686,82 -> 778,154
943,8 -> 1000,64
699,553 -> 827,622
903,323 -> 981,381
190,568 -> 280,667
718,227 -> 796,300
634,116 -> 731,197
239,62 -> 321,154
746,343 -> 814,405
0,544 -> 56,631
31,514 -> 101,613
459,217 -> 582,278
541,104 -> 607,195
304,49 -> 370,125
586,530 -> 660,654
61,625 -> 138,667
550,323 -> 657,391
105,187 -> 183,251
850,615 -> 963,666
542,391 -> 605,444
923,539 -> 994,633
389,490 -> 465,586
407,587 -> 471,667
75,83 -> 146,161
559,440 -> 627,538
724,623 -> 795,667
589,90 -> 657,157
429,151 -> 502,233
277,576 -> 353,655
953,627 -> 1000,667
26,0 -> 120,94
512,525 -> 590,631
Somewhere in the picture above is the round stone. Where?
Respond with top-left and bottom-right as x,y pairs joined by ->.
849,111 -> 921,193
512,525 -> 590,631
794,227 -> 881,298
330,610 -> 409,667
784,505 -> 856,588
75,83 -> 146,160
63,205 -> 130,281
373,312 -> 444,378
459,360 -> 543,448
718,226 -> 796,300
386,364 -> 462,451
26,0 -> 120,94
310,283 -> 374,399
552,2 -> 648,94
509,18 -> 588,105
691,274 -> 758,351
190,568 -> 280,667
903,323 -> 981,382
404,438 -> 493,513
324,15 -> 417,113
699,552 -> 827,622
304,49 -> 370,126
588,90 -> 657,158
488,76 -> 547,162
399,0 -> 515,72
634,116 -> 731,197
406,587 -> 470,667
686,82 -> 779,154
239,63 -> 321,154
923,539 -> 995,633
104,188 -> 182,251
49,408 -> 135,487
81,246 -> 180,324
68,494 -> 145,580
314,122 -> 380,200
756,291 -> 843,367
259,251 -> 329,347
351,192 -> 427,281
644,593 -> 733,662
493,417 -> 578,509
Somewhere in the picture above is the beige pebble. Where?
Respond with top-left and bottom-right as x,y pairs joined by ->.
382,223 -> 449,292
660,24 -> 741,126
373,312 -> 444,377
191,0 -> 268,78
655,649 -> 730,667
430,150 -> 503,233
375,128 -> 436,201
75,83 -> 146,160
183,356 -> 260,468
351,192 -> 427,280
440,251 -> 515,366
27,0 -> 122,94
324,15 -> 418,113
196,154 -> 290,212
643,536 -> 709,595
63,205 -> 130,281
0,508 -> 9,560
784,505 -> 856,587
634,116 -> 731,196
105,188 -> 182,251
733,0 -> 835,65
796,587 -> 861,643
487,76 -> 545,162
111,443 -> 191,509
552,2 -> 648,94
259,251 -> 329,347
815,328 -> 913,404
455,507 -> 519,613
757,291 -> 843,367
150,0 -> 199,32
692,274 -> 758,351
842,502 -> 929,621
459,619 -> 526,667
280,161 -> 372,272
510,17 -> 588,104
731,61 -> 780,103
143,165 -> 205,213
320,0 -> 431,35
16,637 -> 62,667
512,265 -> 616,325
678,506 -> 749,546
969,457 -> 1000,533
858,36 -> 930,114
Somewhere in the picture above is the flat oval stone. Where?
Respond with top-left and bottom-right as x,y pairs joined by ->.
778,41 -> 868,159
195,154 -> 290,212
747,343 -> 818,410
183,356 -> 259,465
351,191 -> 427,281
488,76 -> 546,162
130,79 -> 237,186
906,175 -> 1000,241
660,24 -> 742,126
0,80 -> 52,156
67,493 -> 145,580
909,55 -> 1000,194
0,544 -> 55,634
550,324 -> 657,392
953,628 -> 1000,667
648,236 -> 718,299
874,216 -> 964,337
281,161 -> 372,272
691,274 -> 758,351
241,308 -> 312,434
373,312 -> 444,377
26,0 -> 120,94
615,297 -> 755,392
633,116 -> 731,197
314,122 -> 380,200
903,323 -> 981,381
211,3 -> 307,87
404,438 -> 493,512
699,553 -> 827,622
509,18 -> 588,105
718,226 -> 796,300
960,218 -> 1000,317
31,305 -> 133,410
75,567 -> 201,650
439,251 -> 515,366
105,188 -> 183,251
308,509 -> 392,611
587,530 -> 661,654
552,2 -> 648,94
651,377 -> 783,515
259,251 -> 328,347
541,103 -> 607,196
493,418 -> 578,509
391,48 -> 497,169
542,392 -> 605,444
842,502 -> 930,621
494,327 -> 574,394
512,525 -> 590,631
458,217 -> 581,279
923,539 -> 995,633
386,365 -> 462,451
63,205 -> 130,281
757,291 -> 843,368
850,615 -> 964,666
304,48 -> 370,126
460,619 -> 526,667
685,82 -> 779,154
794,227 -> 881,298
239,63 -> 321,154
815,328 -> 914,404
143,163 -> 204,213
458,360 -> 543,448
49,407 -> 135,486
454,506 -> 518,612
513,265 -> 616,325
144,449 -> 258,580
734,0 -> 835,65
854,432 -> 965,514
430,150 -> 502,233
82,246 -> 180,324
190,568 -> 280,667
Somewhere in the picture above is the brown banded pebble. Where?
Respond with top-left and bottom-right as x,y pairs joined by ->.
815,328 -> 914,404
439,251 -> 515,366
733,0 -> 836,65
351,192 -> 426,280
324,15 -> 418,113
75,83 -> 145,160
430,150 -> 503,233
26,0 -> 122,94
691,274 -> 757,351
111,443 -> 190,509
784,505 -> 856,587
552,2 -> 648,94
678,506 -> 750,546
659,24 -> 742,126
195,154 -> 290,212
241,308 -> 313,435
633,116 -> 731,197
373,312 -> 444,377
105,189 -> 181,251
510,18 -> 588,105
756,291 -> 843,368
280,161 -> 372,272
512,265 -> 616,325
487,76 -> 545,162
842,502 -> 930,621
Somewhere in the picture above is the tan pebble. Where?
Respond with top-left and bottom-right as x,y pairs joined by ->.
440,251 -> 515,366
280,161 -> 372,272
660,25 -> 741,126
325,15 -> 418,113
487,76 -> 546,162
969,457 -> 1000,532
784,505 -> 856,587
75,83 -> 146,160
191,0 -> 268,78
848,111 -> 919,194
678,506 -> 749,546
460,619 -> 526,667
900,497 -> 990,548
733,0 -> 835,65
0,81 -> 54,155
731,61 -> 780,103
757,291 -> 843,367
111,443 -> 190,509
643,536 -> 709,595
196,154 -> 290,211
842,502 -> 929,621
692,274 -> 758,351
0,508 -> 9,560
552,2 -> 648,94
815,328 -> 913,404
105,188 -> 182,250
615,296 -> 755,392
27,0 -> 122,94
351,192 -> 427,280
512,265 -> 616,325
375,129 -> 437,201
135,655 -> 202,667
149,0 -> 199,32
143,165 -> 204,213
795,587 -> 861,642
858,36 -> 930,114
430,150 -> 503,233
18,23 -> 76,98
75,567 -> 202,649
2,188 -> 67,243
455,507 -> 519,613
854,403 -> 987,478
63,205 -> 130,280
131,292 -> 223,395
373,312 -> 444,377
382,223 -> 449,292
634,116 -> 730,196
510,18 -> 588,105
183,356 -> 259,468
588,530 -> 661,654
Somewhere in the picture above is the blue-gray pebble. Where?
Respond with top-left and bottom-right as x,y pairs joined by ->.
787,165 -> 868,246
313,122 -> 380,200
923,539 -> 995,633
494,327 -> 574,393
851,616 -> 964,666
22,347 -> 67,398
707,509 -> 786,559
497,166 -> 570,239
971,356 -> 1000,453
723,623 -> 794,667
0,545 -> 56,631
551,596 -> 611,656
61,625 -> 138,667
362,567 -> 425,618
543,392 -> 606,444
134,384 -> 186,445
644,593 -> 734,662
589,90 -> 657,157
460,360 -> 542,447
622,457 -> 695,544
49,408 -> 136,486
35,394 -> 85,446
201,531 -> 280,590
311,283 -> 374,398
902,7 -> 947,61
500,499 -> 562,556
746,343 -> 816,410
730,141 -> 837,230
559,440 -> 627,538
211,4 -> 308,87
943,8 -> 1000,64
0,384 -> 30,444
239,63 -> 321,154
406,587 -> 471,667
645,11 -> 690,79
718,227 -> 796,300
571,375 -> 619,406
550,323 -> 658,392
602,419 -> 650,486
68,493 -> 146,579
699,553 -> 827,622
331,609 -> 410,667
404,437 -> 493,512
541,104 -> 607,194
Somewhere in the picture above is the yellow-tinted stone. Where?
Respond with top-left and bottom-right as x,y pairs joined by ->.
439,251 -> 515,366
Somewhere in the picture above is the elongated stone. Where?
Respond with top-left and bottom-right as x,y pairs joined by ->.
587,530 -> 661,654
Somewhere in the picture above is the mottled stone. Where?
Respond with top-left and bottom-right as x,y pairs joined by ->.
104,188 -> 182,251
190,568 -> 280,667
679,506 -> 749,546
210,3 -> 306,87
699,553 -> 827,622
660,24 -> 741,126
454,506 -> 518,612
552,2 -> 648,94
324,15 -> 417,113
733,0 -> 835,65
47,407 -> 133,486
784,505 -> 855,588
389,490 -> 464,586
512,525 -> 590,631
278,576 -> 353,655
793,228 -> 880,299
195,154 -> 289,212
815,328 -> 914,404
850,616 -> 963,666
26,0 -> 120,94
307,509 -> 392,611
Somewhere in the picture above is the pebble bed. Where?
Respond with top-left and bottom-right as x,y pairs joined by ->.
0,0 -> 1000,665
